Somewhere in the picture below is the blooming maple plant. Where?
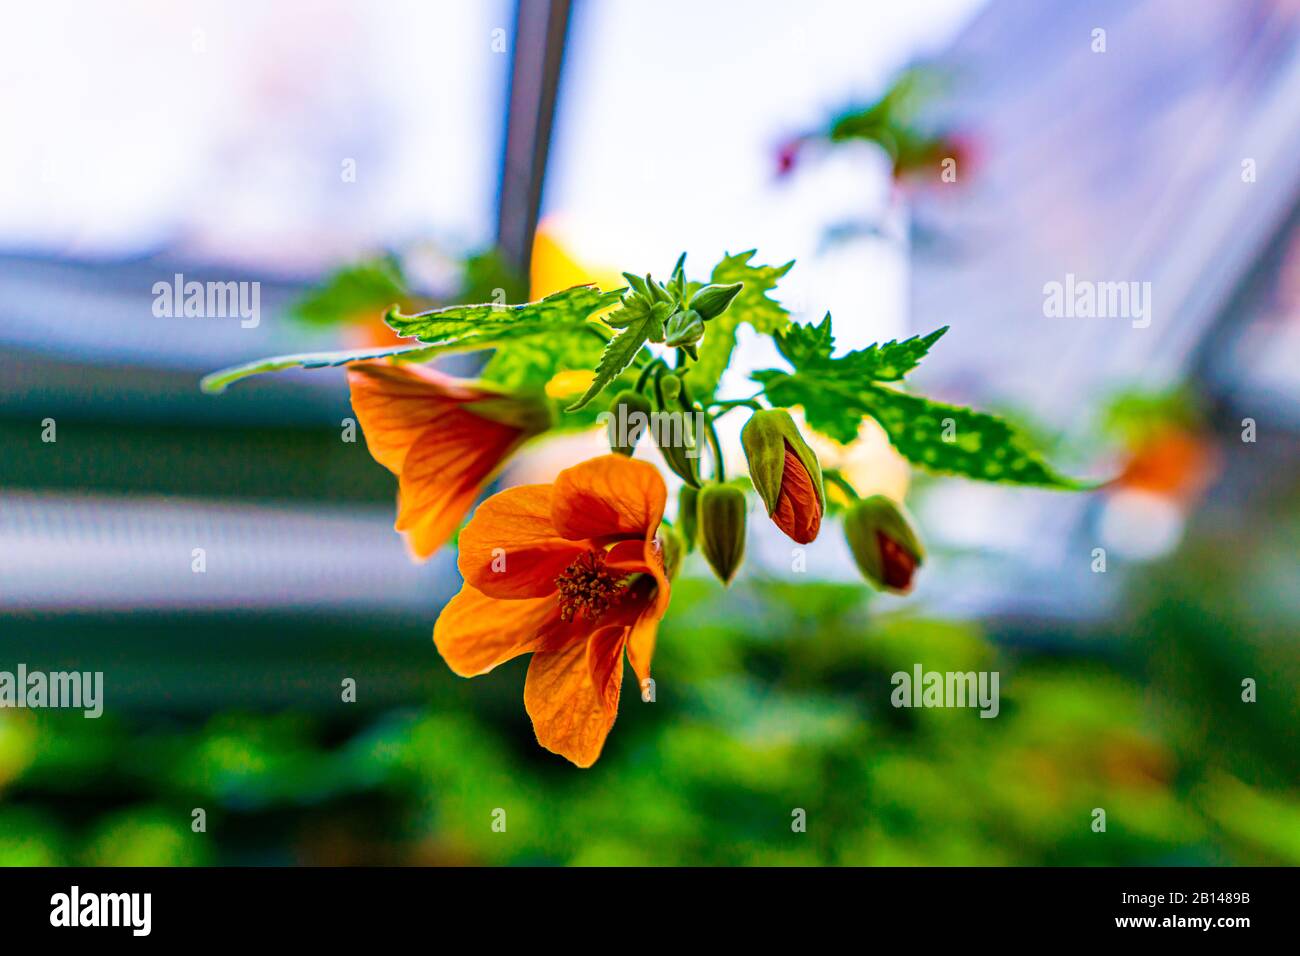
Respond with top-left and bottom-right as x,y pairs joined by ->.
204,250 -> 1089,766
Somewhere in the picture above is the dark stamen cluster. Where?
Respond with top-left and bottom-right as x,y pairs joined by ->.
555,550 -> 627,622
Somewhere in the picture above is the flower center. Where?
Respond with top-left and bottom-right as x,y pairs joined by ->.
555,550 -> 627,623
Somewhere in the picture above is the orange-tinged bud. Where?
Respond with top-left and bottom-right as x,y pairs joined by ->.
844,495 -> 924,593
741,409 -> 824,544
772,447 -> 822,543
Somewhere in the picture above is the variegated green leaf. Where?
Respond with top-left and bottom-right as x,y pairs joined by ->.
385,284 -> 622,346
200,344 -> 439,394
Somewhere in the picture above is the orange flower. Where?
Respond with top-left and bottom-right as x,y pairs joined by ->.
1115,426 -> 1220,505
434,455 -> 670,767
347,362 -> 550,560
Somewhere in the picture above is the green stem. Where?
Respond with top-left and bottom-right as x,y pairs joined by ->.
635,358 -> 667,393
709,391 -> 765,408
822,468 -> 860,502
676,373 -> 694,409
709,399 -> 763,419
701,408 -> 726,482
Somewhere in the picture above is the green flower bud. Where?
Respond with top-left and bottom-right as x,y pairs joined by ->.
648,274 -> 674,305
659,524 -> 686,581
621,272 -> 651,299
678,484 -> 699,551
652,374 -> 701,487
664,308 -> 705,349
656,431 -> 702,487
690,282 -> 743,321
697,482 -> 747,585
844,495 -> 924,593
606,389 -> 652,456
740,409 -> 825,543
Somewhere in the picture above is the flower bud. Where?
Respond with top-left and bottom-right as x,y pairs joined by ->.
653,374 -> 701,488
844,495 -> 924,593
657,432 -> 701,487
664,308 -> 705,349
659,524 -> 686,581
697,482 -> 746,585
677,484 -> 699,552
690,282 -> 743,321
606,389 -> 652,456
648,274 -> 674,305
741,409 -> 825,544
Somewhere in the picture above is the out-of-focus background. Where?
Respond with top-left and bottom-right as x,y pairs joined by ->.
1,0 -> 1297,865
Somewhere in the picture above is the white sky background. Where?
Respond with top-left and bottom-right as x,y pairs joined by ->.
0,0 -> 511,272
544,0 -> 988,396
0,0 -> 985,309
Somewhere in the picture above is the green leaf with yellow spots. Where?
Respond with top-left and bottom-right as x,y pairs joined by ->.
751,313 -> 946,442
203,284 -> 623,393
200,343 -> 440,393
385,284 -> 622,346
858,387 -> 1089,488
753,313 -> 1085,488
771,313 -> 947,382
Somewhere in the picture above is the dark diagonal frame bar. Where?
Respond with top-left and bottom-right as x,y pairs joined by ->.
497,0 -> 573,278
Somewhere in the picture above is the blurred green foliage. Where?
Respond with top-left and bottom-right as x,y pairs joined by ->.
2,496 -> 1294,865
289,248 -> 527,330
290,254 -> 411,327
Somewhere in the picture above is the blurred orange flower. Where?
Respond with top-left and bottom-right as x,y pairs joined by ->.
1114,425 -> 1220,505
434,455 -> 670,767
529,216 -> 625,300
347,362 -> 550,560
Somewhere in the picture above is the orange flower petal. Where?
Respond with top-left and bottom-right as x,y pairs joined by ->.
347,362 -> 491,476
613,570 -> 667,687
773,447 -> 822,544
604,536 -> 670,686
603,538 -> 652,573
396,408 -> 525,560
524,632 -> 622,768
587,625 -> 628,715
625,610 -> 659,689
434,584 -> 572,677
550,455 -> 666,542
457,483 -> 587,598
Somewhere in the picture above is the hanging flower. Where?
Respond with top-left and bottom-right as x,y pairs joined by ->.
347,362 -> 550,560
433,455 -> 670,767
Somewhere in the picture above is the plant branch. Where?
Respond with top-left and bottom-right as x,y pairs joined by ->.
701,408 -> 726,482
822,468 -> 860,502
